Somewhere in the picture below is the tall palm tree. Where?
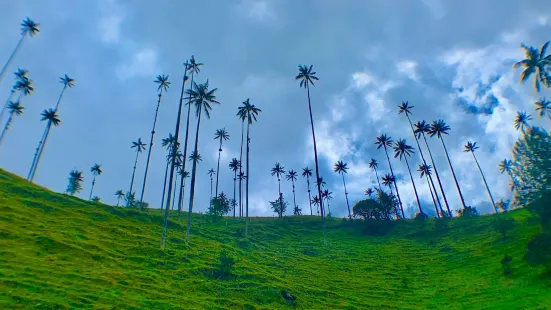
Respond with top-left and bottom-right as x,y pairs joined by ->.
398,101 -> 442,213
296,65 -> 324,218
499,159 -> 519,192
185,80 -> 220,244
238,171 -> 246,217
128,138 -> 146,199
414,120 -> 451,216
513,41 -> 551,92
334,160 -> 352,218
514,111 -> 532,132
1,69 -> 30,122
27,74 -> 75,182
429,120 -> 467,210
160,134 -> 177,213
214,128 -> 230,196
322,189 -> 333,216
89,163 -> 103,200
0,101 -> 24,146
208,168 -> 216,206
237,99 -> 261,237
161,60 -> 189,250
115,190 -> 125,206
394,139 -> 424,216
368,159 -> 383,192
0,18 -> 40,87
382,173 -> 400,219
287,170 -> 298,212
311,195 -> 321,216
238,112 -> 246,218
534,98 -> 551,120
375,134 -> 404,218
302,167 -> 313,215
171,159 -> 183,211
176,56 -> 202,223
28,109 -> 60,183
229,158 -> 240,218
177,169 -> 190,216
271,162 -> 286,208
418,164 -> 442,217
464,141 -> 498,213
140,74 -> 171,203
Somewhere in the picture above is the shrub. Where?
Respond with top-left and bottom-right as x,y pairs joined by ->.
91,196 -> 101,202
217,250 -> 235,278
493,218 -> 515,239
207,192 -> 231,221
501,255 -> 513,275
414,212 -> 428,221
458,206 -> 478,217
270,197 -> 288,218
136,201 -> 149,211
125,192 -> 136,208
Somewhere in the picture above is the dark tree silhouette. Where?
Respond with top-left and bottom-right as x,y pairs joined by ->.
0,18 -> 39,87
89,163 -> 102,200
286,170 -> 298,212
311,195 -> 321,216
1,70 -> 32,122
364,188 -> 374,198
115,190 -> 125,206
214,128 -> 230,197
302,167 -> 313,215
229,158 -> 240,218
368,159 -> 383,192
128,138 -> 146,200
0,101 -> 24,145
238,171 -> 246,217
514,111 -> 532,132
28,108 -> 61,183
271,162 -> 286,211
334,160 -> 351,218
66,169 -> 83,196
160,133 -> 177,214
322,189 -> 333,216
296,65 -> 324,219
208,168 -> 216,207
140,74 -> 171,203
394,139 -> 424,216
513,41 -> 551,92
382,173 -> 400,219
464,141 -> 497,213
534,98 -> 551,120
418,164 -> 442,217
376,134 -> 404,218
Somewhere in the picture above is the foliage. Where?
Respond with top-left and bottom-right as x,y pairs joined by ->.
493,218 -> 515,239
414,212 -> 428,221
353,199 -> 384,220
207,193 -> 231,221
125,191 -> 136,208
501,255 -> 513,276
65,169 -> 83,196
90,196 -> 101,202
136,201 -> 149,211
217,250 -> 235,279
525,232 -> 551,270
270,197 -> 288,218
457,206 -> 478,217
496,199 -> 510,213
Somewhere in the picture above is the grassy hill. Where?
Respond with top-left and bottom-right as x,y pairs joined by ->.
0,169 -> 550,309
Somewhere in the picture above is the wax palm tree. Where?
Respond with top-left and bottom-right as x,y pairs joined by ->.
0,18 -> 40,87
322,189 -> 333,216
160,60 -> 190,250
185,80 -> 220,244
286,170 -> 298,212
398,101 -> 442,213
238,171 -> 246,217
375,134 -> 404,218
229,158 -> 240,218
214,128 -> 230,196
128,138 -> 146,201
160,134 -> 177,213
177,170 -> 190,217
0,101 -> 24,146
66,169 -> 84,196
27,109 -> 60,183
414,120 -> 451,216
364,188 -> 374,198
296,65 -> 324,218
368,159 -> 383,192
534,98 -> 551,120
394,139 -> 424,216
464,141 -> 498,213
171,159 -> 183,211
418,164 -> 443,217
334,160 -> 352,218
88,163 -> 102,200
311,195 -> 321,216
514,111 -> 532,132
1,69 -> 30,121
302,167 -> 313,215
115,190 -> 125,206
382,173 -> 400,219
499,159 -> 519,192
208,168 -> 216,206
271,162 -> 286,200
237,98 -> 261,236
27,74 -> 75,182
513,41 -> 551,92
429,120 -> 467,210
140,74 -> 171,203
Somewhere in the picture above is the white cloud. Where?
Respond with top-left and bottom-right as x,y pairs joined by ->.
396,60 -> 420,82
115,48 -> 158,80
236,0 -> 277,25
97,0 -> 126,44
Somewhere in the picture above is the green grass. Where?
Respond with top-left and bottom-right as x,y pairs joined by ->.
0,169 -> 549,309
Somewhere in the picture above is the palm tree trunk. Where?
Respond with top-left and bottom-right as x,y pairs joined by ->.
140,90 -> 164,203
233,171 -> 237,218
387,184 -> 399,219
426,176 -> 440,217
383,146 -> 404,218
439,137 -> 467,209
117,197 -> 121,207
306,84 -> 325,220
0,89 -> 15,123
129,149 -> 140,195
89,175 -> 96,200
306,177 -> 313,215
292,180 -> 297,213
0,36 -> 25,89
171,173 -> 179,211
0,111 -> 14,146
210,177 -> 213,205
374,168 -> 383,192
341,174 -> 351,218
161,70 -> 188,250
404,157 -> 423,215
177,71 -> 195,221
53,86 -> 67,112
28,120 -> 52,182
245,121 -> 251,236
422,133 -> 451,216
238,120 -> 244,217
215,139 -> 222,196
161,159 -> 169,214
471,152 -> 498,213
185,104 -> 203,245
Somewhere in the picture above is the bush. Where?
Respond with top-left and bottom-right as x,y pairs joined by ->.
270,197 -> 288,218
458,206 -> 478,217
207,192 -> 231,221
493,218 -> 515,239
136,201 -> 149,211
501,255 -> 513,275
414,212 -> 428,221
217,250 -> 235,278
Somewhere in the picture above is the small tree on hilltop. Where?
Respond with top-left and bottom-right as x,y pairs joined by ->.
66,169 -> 83,196
270,197 -> 288,218
208,192 -> 231,221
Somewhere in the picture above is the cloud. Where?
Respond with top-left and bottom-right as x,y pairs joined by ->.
115,48 -> 158,80
396,60 -> 420,82
97,0 -> 126,44
236,0 -> 277,25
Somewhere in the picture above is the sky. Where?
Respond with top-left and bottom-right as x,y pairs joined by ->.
0,0 -> 550,218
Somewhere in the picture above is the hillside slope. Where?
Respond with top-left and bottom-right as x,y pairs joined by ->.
0,169 -> 550,309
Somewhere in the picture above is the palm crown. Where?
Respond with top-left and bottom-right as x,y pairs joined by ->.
322,189 -> 332,200
40,109 -> 61,126
534,98 -> 551,118
208,168 -> 216,177
302,167 -> 312,178
186,80 -> 220,118
69,169 -> 83,182
229,158 -> 240,172
59,74 -> 75,88
154,74 -> 170,92
413,120 -> 431,138
498,159 -> 513,174
237,98 -> 262,124
115,190 -> 125,198
189,151 -> 202,163
286,170 -> 297,182
513,111 -> 532,132
131,138 -> 146,153
428,120 -> 450,138
368,158 -> 378,169
382,173 -> 395,186
513,41 -> 551,92
463,141 -> 479,153
398,101 -> 414,116
7,101 -> 24,115
393,139 -> 414,160
364,188 -> 374,197
334,160 -> 348,174
296,65 -> 319,88
90,163 -> 102,176
14,68 -> 29,80
375,134 -> 393,149
271,163 -> 285,178
21,17 -> 40,37
214,128 -> 230,142
186,55 -> 204,75
15,78 -> 34,95
417,164 -> 433,178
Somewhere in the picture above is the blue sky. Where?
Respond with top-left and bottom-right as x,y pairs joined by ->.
0,0 -> 550,217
